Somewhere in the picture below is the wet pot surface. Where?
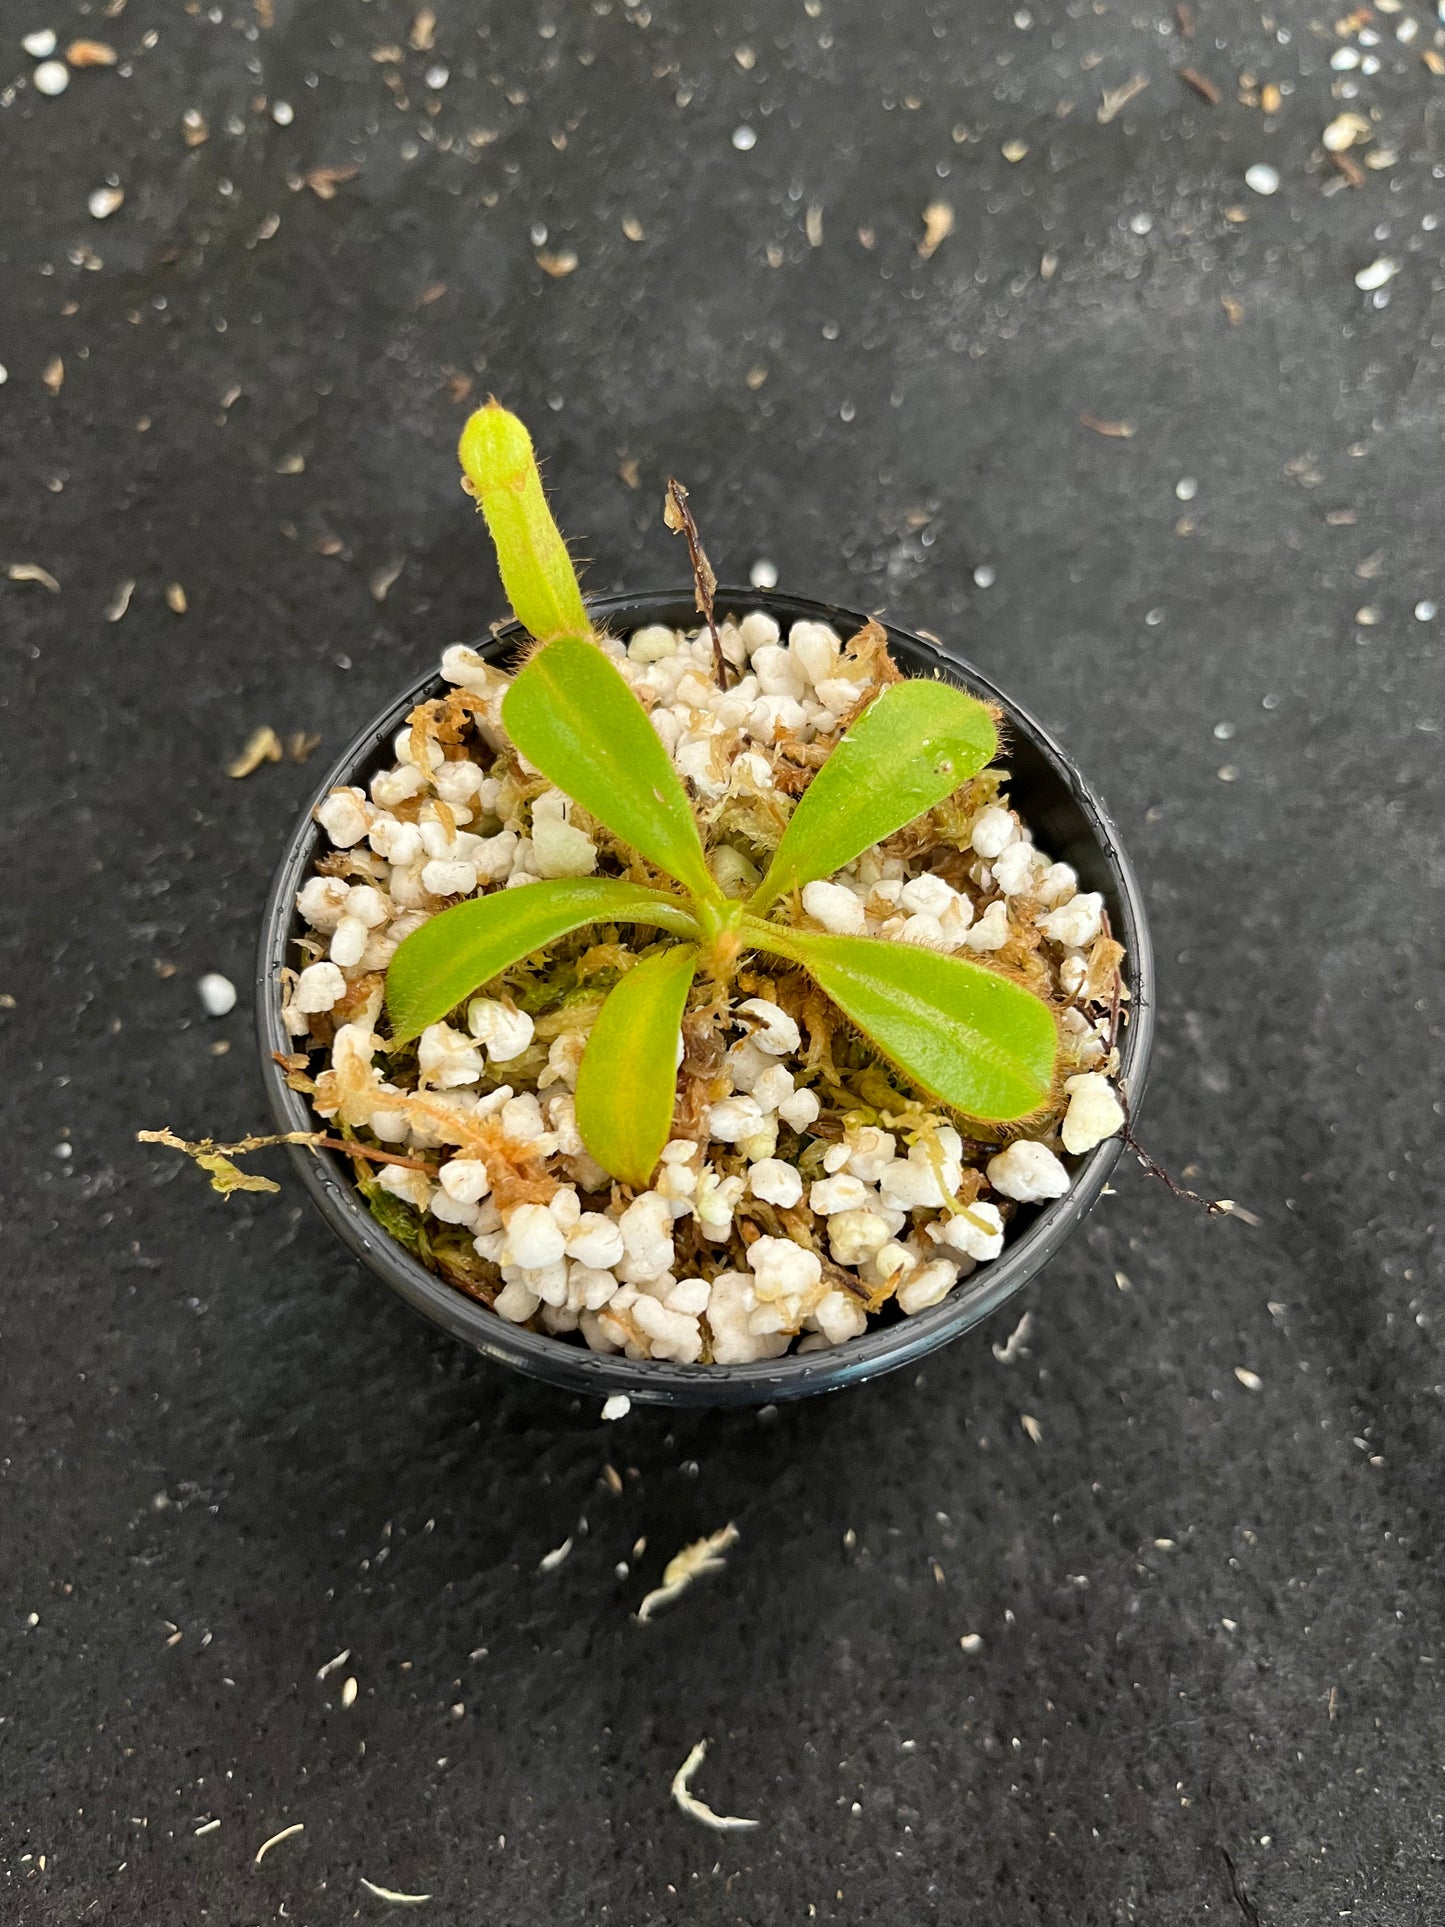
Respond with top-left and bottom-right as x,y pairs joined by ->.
256,588 -> 1154,1407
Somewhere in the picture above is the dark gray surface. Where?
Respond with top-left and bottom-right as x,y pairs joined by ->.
2,2 -> 1441,1922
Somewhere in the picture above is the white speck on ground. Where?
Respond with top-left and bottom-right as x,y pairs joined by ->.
1244,164 -> 1279,195
33,60 -> 69,96
600,1394 -> 631,1421
731,124 -> 756,150
198,973 -> 237,1017
1354,258 -> 1397,291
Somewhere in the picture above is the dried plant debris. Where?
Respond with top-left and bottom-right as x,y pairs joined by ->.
918,201 -> 954,259
304,164 -> 360,200
359,1876 -> 431,1905
1177,66 -> 1221,104
138,1127 -> 436,1198
637,1524 -> 739,1621
670,1740 -> 760,1832
1098,74 -> 1149,123
228,725 -> 285,779
254,1823 -> 304,1864
664,479 -> 725,686
990,1308 -> 1032,1364
104,578 -> 136,622
1080,414 -> 1135,438
370,557 -> 406,602
139,1129 -> 286,1197
7,562 -> 60,591
264,607 -> 1137,1366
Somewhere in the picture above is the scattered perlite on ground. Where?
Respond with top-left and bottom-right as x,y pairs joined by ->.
280,611 -> 1129,1366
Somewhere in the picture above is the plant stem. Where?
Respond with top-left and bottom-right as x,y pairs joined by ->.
664,477 -> 729,689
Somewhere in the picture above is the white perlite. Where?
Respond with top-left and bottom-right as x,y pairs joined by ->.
287,612 -> 1129,1364
198,972 -> 237,1017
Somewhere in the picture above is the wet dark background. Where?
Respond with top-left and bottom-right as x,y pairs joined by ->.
2,1 -> 1442,1922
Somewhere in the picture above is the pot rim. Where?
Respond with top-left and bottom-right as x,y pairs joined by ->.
256,586 -> 1154,1407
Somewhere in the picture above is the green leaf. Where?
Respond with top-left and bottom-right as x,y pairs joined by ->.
574,944 -> 699,1187
458,402 -> 590,642
749,677 -> 998,912
748,923 -> 1057,1124
501,634 -> 721,903
385,879 -> 700,1044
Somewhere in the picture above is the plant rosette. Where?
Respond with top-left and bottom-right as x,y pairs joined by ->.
245,405 -> 1152,1397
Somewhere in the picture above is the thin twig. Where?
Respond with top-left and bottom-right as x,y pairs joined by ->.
315,1136 -> 437,1173
1103,958 -> 1234,1218
1121,1126 -> 1230,1216
139,1126 -> 438,1176
1177,66 -> 1221,104
664,477 -> 728,687
1220,1847 -> 1261,1927
1100,908 -> 1123,1064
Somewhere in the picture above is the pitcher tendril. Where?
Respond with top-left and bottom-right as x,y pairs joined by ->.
458,400 -> 590,643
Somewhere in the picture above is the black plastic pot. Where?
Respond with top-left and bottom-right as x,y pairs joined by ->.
257,589 -> 1153,1407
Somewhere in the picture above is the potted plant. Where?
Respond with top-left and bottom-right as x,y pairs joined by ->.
158,405 -> 1152,1405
